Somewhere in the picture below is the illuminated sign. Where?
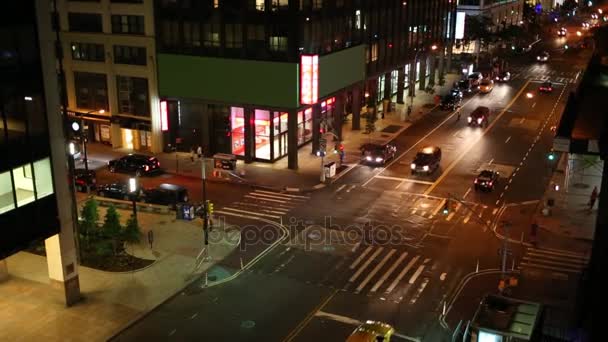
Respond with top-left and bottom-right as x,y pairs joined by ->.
160,100 -> 169,131
300,55 -> 319,105
455,12 -> 466,40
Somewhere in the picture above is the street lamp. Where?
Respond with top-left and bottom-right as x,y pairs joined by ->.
128,177 -> 138,224
79,109 -> 105,172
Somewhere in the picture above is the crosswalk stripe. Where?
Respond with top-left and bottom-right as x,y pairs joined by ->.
527,248 -> 589,260
445,212 -> 455,221
519,262 -> 583,273
386,255 -> 419,294
525,252 -> 588,265
522,256 -> 586,269
431,199 -> 447,216
253,189 -> 309,199
234,200 -> 294,210
370,252 -> 408,293
350,242 -> 361,253
408,264 -> 426,284
232,202 -> 289,214
216,207 -> 281,219
349,247 -> 384,282
349,246 -> 373,270
245,193 -> 303,203
463,213 -> 472,224
249,191 -> 308,202
356,249 -> 396,292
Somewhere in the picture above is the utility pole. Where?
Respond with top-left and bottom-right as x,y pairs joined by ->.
500,220 -> 512,293
201,156 -> 210,260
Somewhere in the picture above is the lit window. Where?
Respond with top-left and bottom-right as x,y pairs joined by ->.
214,0 -> 219,8
12,164 -> 35,207
355,10 -> 361,29
269,36 -> 288,51
313,0 -> 322,9
371,42 -> 378,61
33,158 -> 54,199
254,0 -> 264,10
0,171 -> 14,214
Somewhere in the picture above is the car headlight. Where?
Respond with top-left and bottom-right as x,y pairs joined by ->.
495,77 -> 499,80
477,118 -> 483,124
365,156 -> 372,161
467,117 -> 472,123
375,157 -> 383,163
423,165 -> 429,171
537,56 -> 541,60
411,163 -> 416,170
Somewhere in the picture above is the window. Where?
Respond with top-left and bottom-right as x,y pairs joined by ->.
225,24 -> 243,48
214,0 -> 219,8
183,22 -> 201,47
68,13 -> 102,32
251,0 -> 264,10
312,0 -> 322,9
74,72 -> 108,111
0,171 -> 14,214
269,36 -> 287,51
254,109 -> 270,160
203,24 -> 220,47
297,108 -> 313,145
161,20 -> 179,47
113,45 -> 147,65
371,42 -> 378,61
230,107 -> 245,156
71,42 -> 105,62
271,0 -> 289,10
12,164 -> 35,207
33,158 -> 53,200
111,15 -> 145,35
116,76 -> 149,117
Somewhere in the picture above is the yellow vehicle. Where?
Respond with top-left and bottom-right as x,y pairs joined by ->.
346,321 -> 394,342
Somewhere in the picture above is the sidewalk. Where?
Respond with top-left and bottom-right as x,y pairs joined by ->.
85,73 -> 462,192
0,206 -> 239,342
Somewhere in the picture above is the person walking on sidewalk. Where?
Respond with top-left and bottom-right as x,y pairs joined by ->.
190,146 -> 196,163
197,145 -> 203,160
589,186 -> 599,211
456,107 -> 461,121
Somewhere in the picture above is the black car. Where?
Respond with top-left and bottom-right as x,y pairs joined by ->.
141,183 -> 189,208
474,170 -> 500,191
360,143 -> 397,165
97,182 -> 134,200
539,81 -> 553,93
74,169 -> 96,193
440,90 -> 463,110
108,154 -> 161,176
468,106 -> 490,127
467,72 -> 483,87
458,79 -> 473,94
411,146 -> 442,175
495,71 -> 511,82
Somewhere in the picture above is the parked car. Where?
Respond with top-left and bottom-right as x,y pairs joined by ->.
411,146 -> 442,175
440,91 -> 463,110
536,51 -> 550,62
468,106 -> 490,127
479,79 -> 494,94
108,154 -> 161,176
360,143 -> 397,165
96,182 -> 134,200
474,170 -> 500,192
467,72 -> 484,87
141,183 -> 189,208
539,81 -> 554,93
495,71 -> 511,82
74,169 -> 96,193
458,79 -> 474,94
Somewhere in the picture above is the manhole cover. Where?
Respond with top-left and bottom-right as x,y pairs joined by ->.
241,320 -> 256,329
572,183 -> 590,189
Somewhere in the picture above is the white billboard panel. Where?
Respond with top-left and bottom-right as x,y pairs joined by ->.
455,12 -> 466,40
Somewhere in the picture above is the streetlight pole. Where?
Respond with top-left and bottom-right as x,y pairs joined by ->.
81,109 -> 104,172
129,177 -> 138,225
201,155 -> 210,259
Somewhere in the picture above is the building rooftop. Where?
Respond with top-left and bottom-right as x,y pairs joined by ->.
472,295 -> 542,340
554,26 -> 608,155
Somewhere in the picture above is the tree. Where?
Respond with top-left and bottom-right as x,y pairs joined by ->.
123,215 -> 142,246
79,198 -> 99,249
464,15 -> 493,47
102,205 -> 123,255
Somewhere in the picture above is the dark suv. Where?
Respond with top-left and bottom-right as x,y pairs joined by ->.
468,106 -> 490,127
141,183 -> 189,208
74,169 -> 96,193
108,154 -> 161,176
360,143 -> 397,165
474,170 -> 500,191
440,90 -> 463,110
97,182 -> 134,200
411,146 -> 442,175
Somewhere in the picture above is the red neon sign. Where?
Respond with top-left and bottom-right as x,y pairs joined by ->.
300,54 -> 319,105
160,100 -> 168,131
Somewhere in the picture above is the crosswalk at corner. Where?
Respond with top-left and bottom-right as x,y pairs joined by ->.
510,66 -> 580,84
215,189 -> 309,221
518,247 -> 589,275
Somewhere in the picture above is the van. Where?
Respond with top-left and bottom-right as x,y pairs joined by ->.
141,183 -> 189,208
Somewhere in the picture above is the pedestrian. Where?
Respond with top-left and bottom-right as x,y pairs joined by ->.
190,146 -> 196,163
456,108 -> 461,120
407,105 -> 412,118
197,145 -> 203,160
589,186 -> 599,211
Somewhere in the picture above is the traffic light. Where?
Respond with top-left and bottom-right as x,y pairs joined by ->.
333,143 -> 344,154
206,200 -> 214,216
547,152 -> 556,161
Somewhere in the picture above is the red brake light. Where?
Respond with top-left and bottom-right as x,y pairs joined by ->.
489,182 -> 493,186
145,165 -> 149,171
474,179 -> 478,184
157,161 -> 160,167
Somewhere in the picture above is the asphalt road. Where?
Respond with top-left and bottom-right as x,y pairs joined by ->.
109,19 -> 594,342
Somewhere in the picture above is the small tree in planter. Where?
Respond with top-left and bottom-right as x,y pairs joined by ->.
102,205 -> 123,256
123,215 -> 142,246
80,198 -> 99,250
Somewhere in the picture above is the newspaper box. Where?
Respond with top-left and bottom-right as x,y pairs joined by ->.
324,162 -> 336,178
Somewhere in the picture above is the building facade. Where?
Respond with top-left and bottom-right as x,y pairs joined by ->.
457,0 -> 524,31
1,0 -> 80,304
155,0 -> 457,169
57,0 -> 162,153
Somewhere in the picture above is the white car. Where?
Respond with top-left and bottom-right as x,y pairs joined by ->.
536,51 -> 549,62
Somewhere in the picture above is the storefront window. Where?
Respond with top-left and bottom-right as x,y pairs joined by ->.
391,70 -> 398,95
416,62 -> 421,81
272,111 -> 289,159
231,107 -> 245,156
298,108 -> 313,145
377,75 -> 385,102
254,109 -> 271,160
404,65 -> 410,89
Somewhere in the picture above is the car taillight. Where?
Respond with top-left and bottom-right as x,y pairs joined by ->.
157,161 -> 160,167
145,165 -> 149,171
489,182 -> 493,186
474,179 -> 478,184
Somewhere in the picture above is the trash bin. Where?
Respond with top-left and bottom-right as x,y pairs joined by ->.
324,162 -> 336,178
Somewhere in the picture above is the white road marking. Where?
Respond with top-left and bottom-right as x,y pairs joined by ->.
315,311 -> 361,326
356,249 -> 396,292
463,213 -> 472,224
254,189 -> 309,199
519,262 -> 583,273
528,247 -> 589,260
349,246 -> 373,269
216,208 -> 281,220
463,188 -> 472,199
446,212 -> 455,221
346,184 -> 356,193
520,117 -> 525,124
244,194 -> 290,204
350,241 -> 361,253
431,199 -> 447,216
335,184 -> 346,193
505,136 -> 511,143
532,102 -> 536,108
409,278 -> 430,304
408,265 -> 426,284
375,175 -> 435,185
492,208 -> 499,215
386,255 -> 420,293
371,252 -> 408,292
349,247 -> 384,282
488,158 -> 494,165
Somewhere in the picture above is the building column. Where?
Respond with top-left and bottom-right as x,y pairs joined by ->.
418,55 -> 428,90
446,43 -> 454,72
383,72 -> 391,100
244,107 -> 254,163
438,47 -> 446,82
201,104 -> 211,156
396,68 -> 405,104
0,259 -> 8,282
428,55 -> 437,86
334,93 -> 344,141
312,103 -> 321,153
408,60 -> 416,99
287,110 -> 298,170
352,85 -> 361,131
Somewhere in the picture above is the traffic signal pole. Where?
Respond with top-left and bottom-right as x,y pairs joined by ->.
201,157 -> 210,259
